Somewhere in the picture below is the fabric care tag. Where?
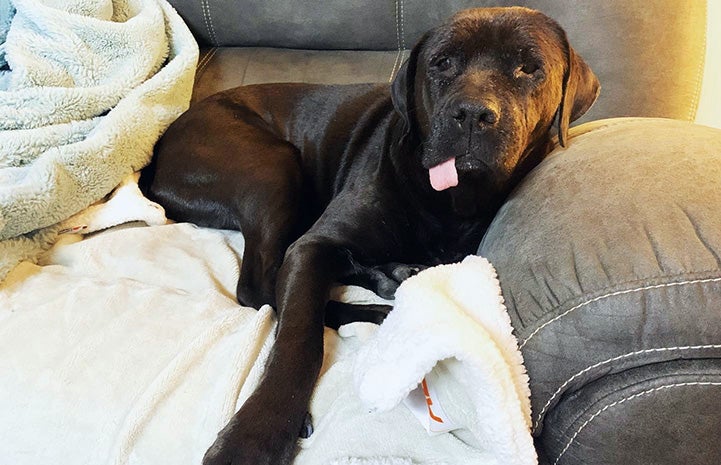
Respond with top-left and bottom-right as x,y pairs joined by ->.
402,370 -> 460,435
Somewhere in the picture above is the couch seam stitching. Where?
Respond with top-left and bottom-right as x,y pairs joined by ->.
552,381 -> 721,465
533,343 -> 721,432
238,49 -> 253,86
195,47 -> 218,80
388,0 -> 405,82
519,275 -> 721,350
196,49 -> 211,72
200,0 -> 218,46
688,0 -> 707,122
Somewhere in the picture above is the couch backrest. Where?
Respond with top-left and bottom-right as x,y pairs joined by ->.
168,0 -> 715,127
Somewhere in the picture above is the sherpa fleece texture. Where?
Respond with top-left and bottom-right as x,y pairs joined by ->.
0,0 -> 198,280
350,256 -> 536,465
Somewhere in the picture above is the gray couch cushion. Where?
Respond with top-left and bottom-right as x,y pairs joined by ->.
479,118 -> 721,438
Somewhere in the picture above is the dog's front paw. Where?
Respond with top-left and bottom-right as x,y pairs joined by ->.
202,431 -> 290,465
387,263 -> 427,282
202,414 -> 298,465
201,436 -> 240,465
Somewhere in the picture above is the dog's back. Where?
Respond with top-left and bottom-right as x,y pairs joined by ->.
142,82 -> 397,220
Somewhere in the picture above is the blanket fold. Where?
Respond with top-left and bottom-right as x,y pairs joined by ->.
0,0 -> 198,280
350,256 -> 536,465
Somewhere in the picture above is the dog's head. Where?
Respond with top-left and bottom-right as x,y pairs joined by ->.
392,7 -> 600,192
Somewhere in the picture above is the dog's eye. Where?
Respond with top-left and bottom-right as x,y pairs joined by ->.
431,56 -> 454,74
514,63 -> 541,78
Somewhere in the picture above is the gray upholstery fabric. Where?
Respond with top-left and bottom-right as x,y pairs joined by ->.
479,118 -> 721,461
171,0 -> 707,123
541,359 -> 721,465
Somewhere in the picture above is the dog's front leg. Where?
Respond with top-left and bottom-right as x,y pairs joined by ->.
202,237 -> 348,465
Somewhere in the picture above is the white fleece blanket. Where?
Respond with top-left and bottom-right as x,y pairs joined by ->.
0,223 -> 279,465
0,0 -> 198,280
296,256 -> 536,465
0,182 -> 535,464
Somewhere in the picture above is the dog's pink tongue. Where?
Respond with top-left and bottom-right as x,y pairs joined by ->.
429,158 -> 458,191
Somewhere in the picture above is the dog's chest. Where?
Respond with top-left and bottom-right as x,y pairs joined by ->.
413,214 -> 488,264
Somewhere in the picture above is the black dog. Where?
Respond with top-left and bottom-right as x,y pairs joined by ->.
141,7 -> 599,465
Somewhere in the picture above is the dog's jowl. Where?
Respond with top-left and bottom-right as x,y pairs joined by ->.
141,7 -> 599,465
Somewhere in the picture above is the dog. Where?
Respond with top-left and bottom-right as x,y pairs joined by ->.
140,6 -> 599,465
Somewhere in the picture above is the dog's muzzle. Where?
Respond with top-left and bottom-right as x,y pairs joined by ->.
427,98 -> 504,192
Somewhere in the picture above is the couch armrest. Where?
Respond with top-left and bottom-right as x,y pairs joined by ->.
479,118 -> 721,464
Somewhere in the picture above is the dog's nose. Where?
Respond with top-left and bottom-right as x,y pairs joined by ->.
451,101 -> 499,128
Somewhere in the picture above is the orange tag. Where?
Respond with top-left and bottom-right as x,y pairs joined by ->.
403,373 -> 459,435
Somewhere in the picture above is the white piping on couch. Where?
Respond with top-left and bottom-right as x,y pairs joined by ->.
552,381 -> 721,465
519,276 -> 721,350
532,343 -> 721,433
200,0 -> 218,46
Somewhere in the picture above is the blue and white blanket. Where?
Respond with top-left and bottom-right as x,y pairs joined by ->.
0,0 -> 198,279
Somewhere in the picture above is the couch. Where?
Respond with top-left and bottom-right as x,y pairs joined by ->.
165,0 -> 721,463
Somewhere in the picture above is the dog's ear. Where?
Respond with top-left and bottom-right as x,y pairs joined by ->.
556,39 -> 600,147
391,32 -> 430,135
